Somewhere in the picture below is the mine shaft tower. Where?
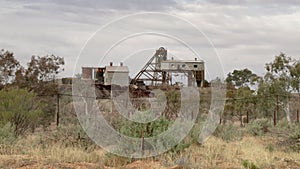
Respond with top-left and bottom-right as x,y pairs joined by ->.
131,47 -> 205,87
131,47 -> 169,86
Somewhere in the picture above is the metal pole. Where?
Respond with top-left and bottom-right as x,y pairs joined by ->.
56,94 -> 60,126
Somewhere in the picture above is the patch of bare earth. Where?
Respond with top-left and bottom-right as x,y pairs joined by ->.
0,155 -> 101,169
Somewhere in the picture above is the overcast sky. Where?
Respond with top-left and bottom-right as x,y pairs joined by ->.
0,0 -> 300,80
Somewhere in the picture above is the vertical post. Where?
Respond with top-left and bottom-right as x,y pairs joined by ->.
274,110 -> 277,126
276,94 -> 279,120
187,71 -> 193,87
297,109 -> 299,124
233,98 -> 235,123
162,71 -> 167,85
141,130 -> 145,156
56,94 -> 60,126
246,111 -> 249,124
201,70 -> 205,88
253,102 -> 256,120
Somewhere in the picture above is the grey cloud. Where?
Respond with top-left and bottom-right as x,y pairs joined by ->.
201,0 -> 247,5
188,0 -> 300,16
199,0 -> 300,6
6,0 -> 179,11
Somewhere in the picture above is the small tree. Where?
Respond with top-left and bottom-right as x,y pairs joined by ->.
257,79 -> 277,119
0,50 -> 22,87
0,88 -> 44,136
23,55 -> 64,126
24,55 -> 64,95
234,86 -> 255,126
263,53 -> 294,121
225,69 -> 259,124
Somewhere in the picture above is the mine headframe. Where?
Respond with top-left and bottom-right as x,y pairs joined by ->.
130,47 -> 205,87
130,47 -> 170,86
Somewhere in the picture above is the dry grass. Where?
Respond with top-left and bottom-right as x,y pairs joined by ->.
178,136 -> 300,168
1,133 -> 300,169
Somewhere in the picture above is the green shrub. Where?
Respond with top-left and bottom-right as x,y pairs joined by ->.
214,124 -> 243,142
247,118 -> 271,136
189,121 -> 204,143
0,88 -> 45,136
276,118 -> 292,130
0,122 -> 17,145
242,160 -> 258,169
265,143 -> 274,152
50,124 -> 96,150
169,138 -> 192,154
119,112 -> 171,138
119,112 -> 193,154
270,120 -> 300,152
287,126 -> 300,152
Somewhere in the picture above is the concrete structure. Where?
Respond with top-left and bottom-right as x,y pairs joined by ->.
160,58 -> 205,87
160,59 -> 204,71
82,63 -> 129,86
104,64 -> 129,86
81,67 -> 105,80
82,67 -> 94,79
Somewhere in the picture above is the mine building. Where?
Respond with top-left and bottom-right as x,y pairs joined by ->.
81,47 -> 205,88
81,62 -> 129,86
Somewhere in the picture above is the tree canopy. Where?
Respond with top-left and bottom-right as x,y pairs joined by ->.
0,50 -> 21,86
0,49 -> 64,95
226,68 -> 259,88
225,53 -> 300,124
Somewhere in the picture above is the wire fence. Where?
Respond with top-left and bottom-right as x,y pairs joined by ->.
38,89 -> 300,127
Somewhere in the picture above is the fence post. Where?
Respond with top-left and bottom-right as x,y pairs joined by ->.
56,94 -> 60,126
246,111 -> 249,124
273,110 -> 277,126
297,109 -> 299,124
141,130 -> 145,156
276,94 -> 279,120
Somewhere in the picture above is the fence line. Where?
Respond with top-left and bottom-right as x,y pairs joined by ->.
35,91 -> 300,126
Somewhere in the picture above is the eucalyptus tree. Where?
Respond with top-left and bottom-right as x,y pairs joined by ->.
225,69 -> 260,124
261,53 -> 294,121
0,50 -> 22,88
226,68 -> 260,88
